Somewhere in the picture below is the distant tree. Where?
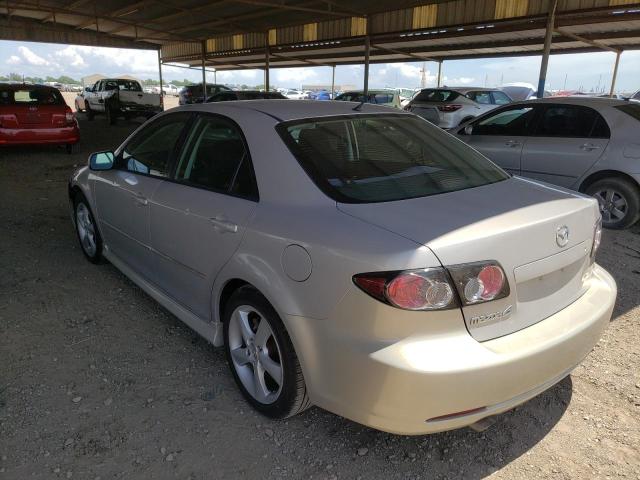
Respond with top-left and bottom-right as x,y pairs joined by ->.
8,73 -> 22,81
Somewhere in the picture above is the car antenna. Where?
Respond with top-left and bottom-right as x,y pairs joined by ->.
352,99 -> 366,111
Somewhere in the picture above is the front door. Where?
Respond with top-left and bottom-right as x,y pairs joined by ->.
149,114 -> 259,319
94,112 -> 192,280
520,104 -> 610,188
462,104 -> 540,174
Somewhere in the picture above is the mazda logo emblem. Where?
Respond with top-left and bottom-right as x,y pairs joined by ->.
556,225 -> 570,247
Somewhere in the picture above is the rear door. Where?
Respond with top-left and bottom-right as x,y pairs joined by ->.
520,104 -> 610,188
149,114 -> 259,319
461,104 -> 541,174
94,112 -> 192,280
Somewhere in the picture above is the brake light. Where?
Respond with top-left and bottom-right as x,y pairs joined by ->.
590,216 -> 602,261
437,104 -> 463,112
354,261 -> 510,310
447,262 -> 509,305
65,107 -> 75,125
353,268 -> 457,311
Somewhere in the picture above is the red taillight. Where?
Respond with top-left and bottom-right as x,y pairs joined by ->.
353,268 -> 456,311
65,108 -> 75,125
447,261 -> 509,305
437,104 -> 463,112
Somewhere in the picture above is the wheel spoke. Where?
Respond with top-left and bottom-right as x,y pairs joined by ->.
613,197 -> 627,209
252,363 -> 269,402
605,190 -> 614,202
611,207 -> 625,220
235,309 -> 254,344
259,351 -> 282,386
254,318 -> 272,348
230,346 -> 251,366
602,210 -> 612,222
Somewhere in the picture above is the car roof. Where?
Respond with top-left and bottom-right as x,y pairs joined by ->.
186,99 -> 404,121
517,96 -> 630,107
421,87 -> 498,93
342,89 -> 396,94
0,83 -> 57,91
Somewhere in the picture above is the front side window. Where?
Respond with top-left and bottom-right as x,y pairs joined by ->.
535,105 -> 610,138
372,93 -> 393,104
473,106 -> 537,136
278,114 -> 508,203
174,115 -> 258,199
118,113 -> 191,177
491,91 -> 511,105
467,91 -> 491,105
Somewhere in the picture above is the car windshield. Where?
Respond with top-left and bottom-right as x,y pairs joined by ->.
0,87 -> 65,105
413,89 -> 461,103
277,114 -> 509,203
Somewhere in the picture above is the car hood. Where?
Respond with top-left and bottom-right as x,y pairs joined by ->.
338,176 -> 600,341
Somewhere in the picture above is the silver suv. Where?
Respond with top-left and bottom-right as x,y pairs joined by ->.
406,87 -> 512,128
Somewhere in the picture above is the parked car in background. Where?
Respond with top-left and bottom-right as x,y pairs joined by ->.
84,78 -> 162,125
179,84 -> 232,105
500,83 -> 551,101
334,89 -> 402,109
0,83 -> 79,153
153,84 -> 179,96
206,90 -> 287,102
74,85 -> 93,112
629,90 -> 640,103
283,89 -> 306,100
69,100 -> 615,435
453,97 -> 640,229
309,90 -> 331,100
405,87 -> 512,127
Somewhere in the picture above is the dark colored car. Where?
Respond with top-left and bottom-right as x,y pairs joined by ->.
206,91 -> 287,102
179,84 -> 232,105
0,84 -> 79,153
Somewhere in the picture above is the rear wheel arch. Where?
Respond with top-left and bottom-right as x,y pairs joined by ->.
578,170 -> 640,193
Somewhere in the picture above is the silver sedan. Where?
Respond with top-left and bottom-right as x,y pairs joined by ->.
452,97 -> 640,229
69,100 -> 616,434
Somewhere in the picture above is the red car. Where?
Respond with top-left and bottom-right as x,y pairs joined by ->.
0,84 -> 79,153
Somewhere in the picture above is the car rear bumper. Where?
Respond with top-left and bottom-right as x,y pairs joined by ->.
285,264 -> 615,435
0,126 -> 80,145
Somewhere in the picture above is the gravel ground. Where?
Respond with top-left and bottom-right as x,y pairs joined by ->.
1,98 -> 639,480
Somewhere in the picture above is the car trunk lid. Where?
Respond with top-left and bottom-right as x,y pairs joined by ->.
338,177 -> 599,341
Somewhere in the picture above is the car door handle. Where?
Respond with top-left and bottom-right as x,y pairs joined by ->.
580,143 -> 600,151
505,140 -> 521,147
133,193 -> 148,206
209,216 -> 238,233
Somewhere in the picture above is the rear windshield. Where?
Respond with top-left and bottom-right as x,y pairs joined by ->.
277,114 -> 508,203
104,80 -> 142,92
413,89 -> 460,103
615,103 -> 640,122
0,87 -> 65,106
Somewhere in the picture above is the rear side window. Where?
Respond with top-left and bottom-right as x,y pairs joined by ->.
0,88 -> 65,106
615,103 -> 640,122
491,91 -> 511,105
372,93 -> 394,104
278,114 -> 508,203
174,115 -> 258,199
413,89 -> 460,102
535,105 -> 610,138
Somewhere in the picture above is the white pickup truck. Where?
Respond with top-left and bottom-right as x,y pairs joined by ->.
84,78 -> 162,125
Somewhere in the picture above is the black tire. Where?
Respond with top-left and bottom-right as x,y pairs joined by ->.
72,192 -> 104,264
106,105 -> 117,125
585,177 -> 640,229
86,104 -> 94,121
65,143 -> 78,155
223,286 -> 310,419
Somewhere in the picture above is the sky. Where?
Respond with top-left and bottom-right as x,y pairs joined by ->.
2,39 -> 639,93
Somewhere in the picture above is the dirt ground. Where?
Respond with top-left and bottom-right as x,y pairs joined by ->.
1,96 -> 639,480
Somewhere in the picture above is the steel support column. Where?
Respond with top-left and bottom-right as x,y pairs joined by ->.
537,0 -> 558,99
331,65 -> 335,99
437,61 -> 442,87
265,43 -> 270,91
201,40 -> 207,102
363,36 -> 370,96
157,49 -> 163,104
609,51 -> 622,97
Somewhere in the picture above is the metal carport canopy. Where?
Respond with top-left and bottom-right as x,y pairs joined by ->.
2,1 -> 640,95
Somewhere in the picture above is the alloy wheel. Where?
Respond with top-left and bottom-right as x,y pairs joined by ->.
594,188 -> 628,224
227,306 -> 284,404
76,203 -> 97,257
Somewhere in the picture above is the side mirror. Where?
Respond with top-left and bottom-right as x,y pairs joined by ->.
464,124 -> 474,135
89,151 -> 114,171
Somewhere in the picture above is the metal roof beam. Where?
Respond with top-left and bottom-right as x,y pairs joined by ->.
41,0 -> 90,23
370,43 -> 438,63
269,51 -> 333,67
227,0 -> 355,18
554,27 -> 622,53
